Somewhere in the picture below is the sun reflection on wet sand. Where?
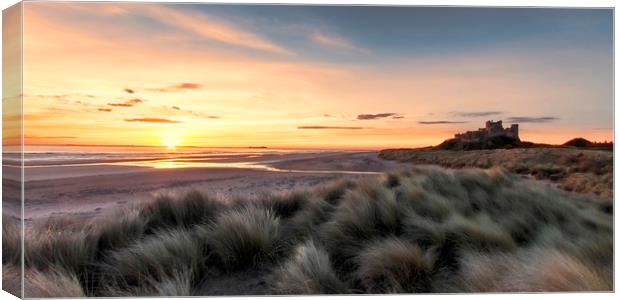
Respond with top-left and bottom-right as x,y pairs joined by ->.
115,158 -> 277,170
111,158 -> 383,175
17,150 -> 386,177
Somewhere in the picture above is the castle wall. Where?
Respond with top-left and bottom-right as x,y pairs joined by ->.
454,121 -> 519,141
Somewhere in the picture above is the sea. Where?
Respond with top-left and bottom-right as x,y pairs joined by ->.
2,145 -> 350,169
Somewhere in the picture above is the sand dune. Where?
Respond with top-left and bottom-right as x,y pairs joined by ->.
3,166 -> 612,296
380,147 -> 613,200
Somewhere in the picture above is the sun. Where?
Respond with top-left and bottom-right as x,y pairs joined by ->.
164,140 -> 178,152
162,132 -> 182,152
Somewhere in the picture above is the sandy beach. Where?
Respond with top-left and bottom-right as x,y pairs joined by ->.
13,151 -> 407,222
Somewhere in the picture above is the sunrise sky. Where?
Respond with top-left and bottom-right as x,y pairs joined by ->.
16,3 -> 613,150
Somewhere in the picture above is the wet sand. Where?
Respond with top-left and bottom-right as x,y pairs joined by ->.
14,151 -> 407,221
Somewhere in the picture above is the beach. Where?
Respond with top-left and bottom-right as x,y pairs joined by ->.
3,146 -> 613,297
9,146 -> 611,222
10,149 -> 407,222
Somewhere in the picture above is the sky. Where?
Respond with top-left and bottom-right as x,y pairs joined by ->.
3,3 -> 21,151
16,3 -> 613,150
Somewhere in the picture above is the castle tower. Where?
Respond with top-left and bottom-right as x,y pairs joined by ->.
485,120 -> 492,129
509,124 -> 519,139
486,120 -> 504,137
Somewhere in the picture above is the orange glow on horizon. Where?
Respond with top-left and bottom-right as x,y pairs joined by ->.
21,128 -> 614,152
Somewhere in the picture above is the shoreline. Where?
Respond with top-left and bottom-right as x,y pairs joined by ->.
17,151 -> 401,221
9,148 -> 612,223
10,150 -> 381,180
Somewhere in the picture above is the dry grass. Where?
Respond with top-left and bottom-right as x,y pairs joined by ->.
2,264 -> 22,298
379,147 -> 612,199
2,166 -> 612,296
99,229 -> 205,294
459,248 -> 612,292
2,264 -> 86,298
207,205 -> 283,271
272,240 -> 347,294
24,267 -> 85,298
356,237 -> 434,293
2,217 -> 21,266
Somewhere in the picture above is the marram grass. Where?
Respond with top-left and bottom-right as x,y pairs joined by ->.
2,167 -> 612,296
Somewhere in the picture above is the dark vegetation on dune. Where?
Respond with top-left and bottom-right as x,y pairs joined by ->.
2,167 -> 613,296
379,148 -> 613,199
434,136 -> 612,151
563,138 -> 613,151
436,136 -> 532,151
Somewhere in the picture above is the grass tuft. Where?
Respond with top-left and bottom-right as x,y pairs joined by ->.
141,191 -> 221,232
2,217 -> 21,265
24,226 -> 96,274
272,240 -> 347,294
356,237 -> 434,293
319,182 -> 402,274
99,229 -> 205,295
459,248 -> 612,292
208,205 -> 282,270
23,267 -> 85,298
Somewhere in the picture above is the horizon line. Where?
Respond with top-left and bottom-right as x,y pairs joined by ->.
15,137 -> 616,152
18,143 -> 387,151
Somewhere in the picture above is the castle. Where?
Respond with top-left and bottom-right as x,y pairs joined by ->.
454,120 -> 519,141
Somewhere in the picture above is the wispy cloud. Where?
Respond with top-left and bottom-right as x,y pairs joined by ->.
310,32 -> 369,54
298,126 -> 368,130
165,105 -> 220,119
141,5 -> 293,55
30,93 -> 96,101
98,108 -> 112,112
74,100 -> 93,106
454,111 -> 502,117
357,113 -> 401,120
506,117 -> 559,123
190,112 -> 220,119
176,83 -> 201,90
108,98 -> 144,107
418,120 -> 468,124
148,83 -> 203,92
124,118 -> 180,123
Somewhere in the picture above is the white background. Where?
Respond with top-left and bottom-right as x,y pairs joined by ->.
0,0 -> 616,300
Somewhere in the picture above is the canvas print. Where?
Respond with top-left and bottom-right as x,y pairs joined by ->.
1,1 -> 614,297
